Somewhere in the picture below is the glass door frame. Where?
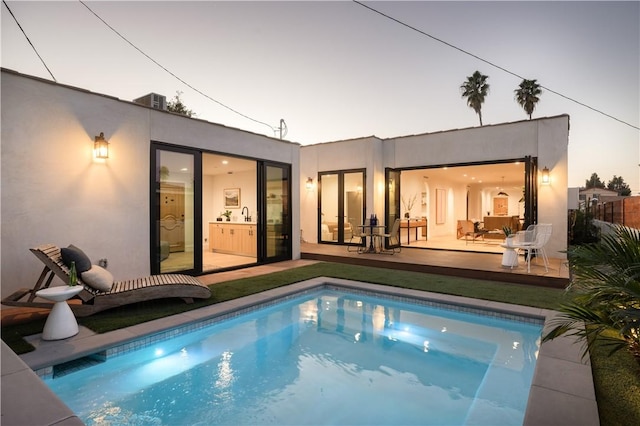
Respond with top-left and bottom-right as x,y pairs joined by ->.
258,161 -> 292,263
151,143 -> 293,274
150,142 -> 202,275
318,169 -> 366,246
385,168 -> 401,251
524,155 -> 538,228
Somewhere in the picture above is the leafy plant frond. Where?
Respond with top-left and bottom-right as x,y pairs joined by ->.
545,225 -> 640,360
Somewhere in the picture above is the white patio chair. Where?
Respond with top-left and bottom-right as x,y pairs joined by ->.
517,223 -> 552,273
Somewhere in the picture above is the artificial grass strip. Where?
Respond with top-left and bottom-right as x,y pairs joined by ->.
590,332 -> 640,426
7,262 -> 567,339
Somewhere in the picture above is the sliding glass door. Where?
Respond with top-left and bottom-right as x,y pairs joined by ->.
319,170 -> 365,245
261,162 -> 291,262
152,144 -> 292,274
151,144 -> 202,275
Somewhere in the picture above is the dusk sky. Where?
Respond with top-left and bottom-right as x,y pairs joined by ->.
2,1 -> 639,192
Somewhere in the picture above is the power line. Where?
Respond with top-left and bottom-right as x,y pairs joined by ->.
2,0 -> 56,82
78,0 -> 276,134
352,0 -> 639,131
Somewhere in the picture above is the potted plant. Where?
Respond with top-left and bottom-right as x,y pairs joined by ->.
502,226 -> 515,246
401,194 -> 417,219
222,210 -> 232,221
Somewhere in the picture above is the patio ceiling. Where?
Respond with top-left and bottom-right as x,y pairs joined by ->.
403,162 -> 526,193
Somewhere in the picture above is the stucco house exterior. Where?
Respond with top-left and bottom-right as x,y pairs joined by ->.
579,187 -> 620,203
300,115 -> 569,259
1,68 -> 301,301
1,68 -> 569,303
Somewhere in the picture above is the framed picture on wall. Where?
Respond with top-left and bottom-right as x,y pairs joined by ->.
224,188 -> 240,208
493,197 -> 508,216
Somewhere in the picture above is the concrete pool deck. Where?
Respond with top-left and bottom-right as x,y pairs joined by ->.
2,274 -> 598,425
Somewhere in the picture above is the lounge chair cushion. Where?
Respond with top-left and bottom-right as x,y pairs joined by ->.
60,245 -> 92,273
81,265 -> 114,292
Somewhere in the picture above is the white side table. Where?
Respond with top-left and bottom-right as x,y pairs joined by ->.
500,243 -> 519,268
36,286 -> 84,340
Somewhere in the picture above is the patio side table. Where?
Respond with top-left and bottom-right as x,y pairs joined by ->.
500,243 -> 519,268
36,286 -> 83,340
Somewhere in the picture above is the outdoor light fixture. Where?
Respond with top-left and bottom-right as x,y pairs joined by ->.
541,167 -> 550,184
306,177 -> 313,190
94,132 -> 109,159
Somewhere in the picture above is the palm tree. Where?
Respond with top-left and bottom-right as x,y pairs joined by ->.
460,71 -> 490,126
514,79 -> 542,119
543,225 -> 640,359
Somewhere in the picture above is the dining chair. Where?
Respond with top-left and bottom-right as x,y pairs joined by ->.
347,219 -> 368,252
379,218 -> 402,254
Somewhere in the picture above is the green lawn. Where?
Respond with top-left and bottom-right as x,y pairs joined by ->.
2,261 -> 638,425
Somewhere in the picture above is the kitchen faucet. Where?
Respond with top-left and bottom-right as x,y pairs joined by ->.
241,206 -> 250,222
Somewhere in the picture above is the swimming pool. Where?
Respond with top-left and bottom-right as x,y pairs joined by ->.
43,286 -> 542,425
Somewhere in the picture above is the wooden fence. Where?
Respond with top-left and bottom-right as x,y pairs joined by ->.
588,197 -> 640,229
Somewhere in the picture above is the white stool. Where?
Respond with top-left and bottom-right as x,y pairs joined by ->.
500,244 -> 519,268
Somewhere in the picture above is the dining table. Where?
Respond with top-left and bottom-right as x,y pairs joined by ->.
358,224 -> 386,253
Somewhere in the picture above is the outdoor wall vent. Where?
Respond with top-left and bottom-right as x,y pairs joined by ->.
133,93 -> 167,111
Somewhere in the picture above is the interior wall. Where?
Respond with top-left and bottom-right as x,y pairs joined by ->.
201,169 -> 256,244
320,174 -> 339,224
203,175 -> 215,245
211,171 -> 257,222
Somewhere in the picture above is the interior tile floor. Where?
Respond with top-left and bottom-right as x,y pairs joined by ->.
161,248 -> 257,273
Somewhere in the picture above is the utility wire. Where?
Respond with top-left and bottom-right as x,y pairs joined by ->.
2,0 -> 57,82
78,1 -> 276,134
352,0 -> 639,131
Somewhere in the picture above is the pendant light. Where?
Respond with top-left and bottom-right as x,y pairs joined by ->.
497,176 -> 509,197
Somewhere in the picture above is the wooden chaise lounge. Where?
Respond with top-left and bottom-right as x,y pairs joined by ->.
1,244 -> 212,317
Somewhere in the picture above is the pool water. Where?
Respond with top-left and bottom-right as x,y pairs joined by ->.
44,289 -> 542,425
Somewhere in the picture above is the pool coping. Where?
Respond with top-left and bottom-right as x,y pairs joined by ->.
2,278 -> 599,425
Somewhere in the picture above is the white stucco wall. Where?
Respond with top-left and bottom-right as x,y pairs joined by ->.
534,116 -> 570,258
300,137 -> 383,243
1,70 -> 300,300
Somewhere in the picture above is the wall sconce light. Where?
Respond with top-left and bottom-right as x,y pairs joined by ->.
94,132 -> 109,159
541,166 -> 550,185
305,177 -> 313,190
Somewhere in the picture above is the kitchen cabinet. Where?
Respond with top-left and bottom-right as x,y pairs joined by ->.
209,222 -> 257,257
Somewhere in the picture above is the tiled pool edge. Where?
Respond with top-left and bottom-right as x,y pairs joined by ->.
27,278 -> 549,375
3,277 -> 599,426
